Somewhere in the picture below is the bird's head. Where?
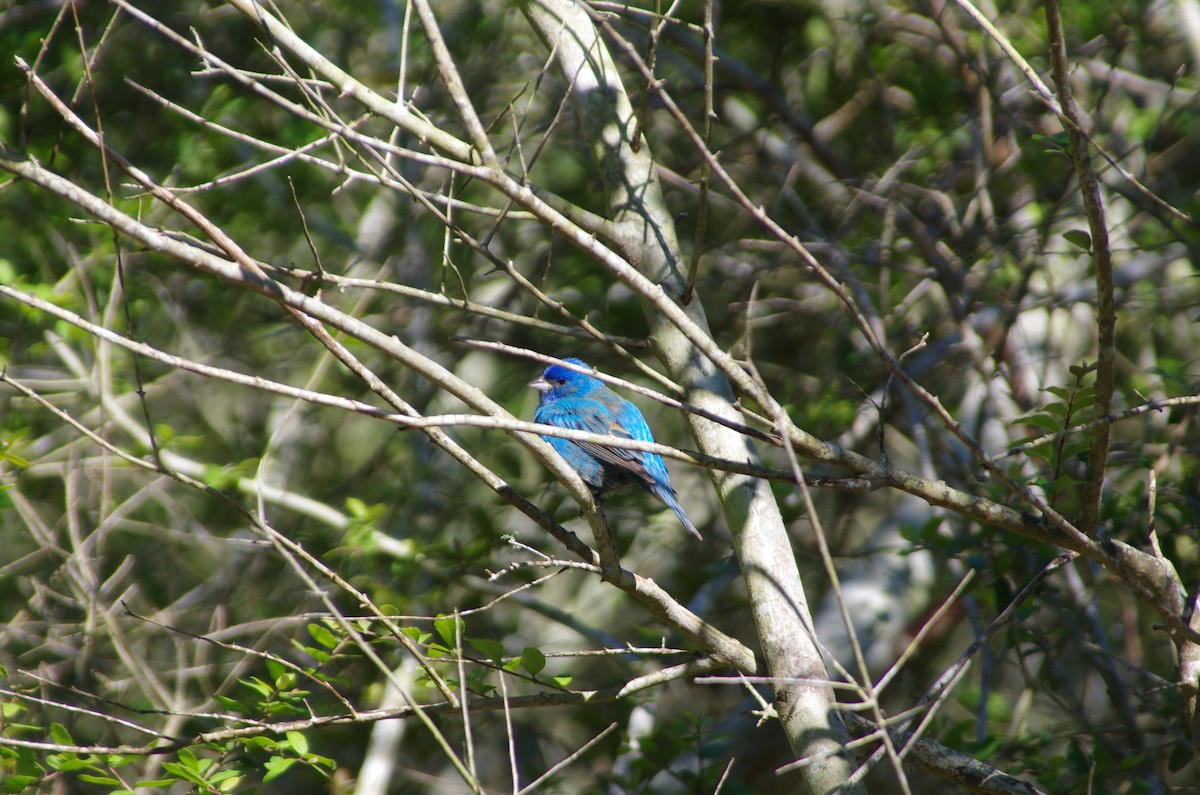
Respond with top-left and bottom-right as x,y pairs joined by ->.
529,358 -> 597,400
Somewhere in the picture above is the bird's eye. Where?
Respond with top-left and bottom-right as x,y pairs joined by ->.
555,378 -> 566,385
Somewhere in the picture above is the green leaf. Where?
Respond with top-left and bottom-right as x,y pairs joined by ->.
1052,474 -> 1087,490
201,463 -> 232,489
307,623 -> 338,649
520,646 -> 546,676
1033,131 -> 1071,151
1013,414 -> 1061,433
467,637 -> 504,663
213,695 -> 246,713
3,776 -> 39,792
434,614 -> 464,648
292,640 -> 330,664
1066,740 -> 1091,775
49,723 -> 74,746
1068,361 -> 1094,380
0,450 -> 29,468
969,732 -> 1005,761
1169,739 -> 1193,772
243,736 -> 278,751
1062,439 -> 1093,461
216,772 -> 245,791
286,731 -> 309,756
1062,229 -> 1092,251
241,676 -> 274,698
264,659 -> 288,682
401,625 -> 430,644
1024,443 -> 1056,466
263,700 -> 307,717
552,674 -> 573,688
263,756 -> 296,783
1072,388 -> 1095,412
77,775 -> 121,786
161,762 -> 208,786
307,753 -> 337,771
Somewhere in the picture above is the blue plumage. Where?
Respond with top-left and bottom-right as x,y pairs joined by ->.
530,358 -> 700,539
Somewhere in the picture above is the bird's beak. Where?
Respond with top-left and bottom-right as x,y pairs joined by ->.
529,376 -> 551,392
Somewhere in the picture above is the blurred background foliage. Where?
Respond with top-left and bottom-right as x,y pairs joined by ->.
1,0 -> 1199,792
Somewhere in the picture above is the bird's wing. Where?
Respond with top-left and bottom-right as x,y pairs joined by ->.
540,399 -> 657,487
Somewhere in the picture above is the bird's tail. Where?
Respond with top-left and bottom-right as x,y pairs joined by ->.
656,487 -> 702,540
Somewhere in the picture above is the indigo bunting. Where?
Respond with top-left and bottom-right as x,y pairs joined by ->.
530,358 -> 700,539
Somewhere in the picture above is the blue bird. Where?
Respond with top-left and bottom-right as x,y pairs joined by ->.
530,358 -> 701,539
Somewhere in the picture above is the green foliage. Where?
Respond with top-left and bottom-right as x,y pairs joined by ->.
1010,363 -> 1098,513
2,0 -> 1198,792
608,713 -> 733,793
